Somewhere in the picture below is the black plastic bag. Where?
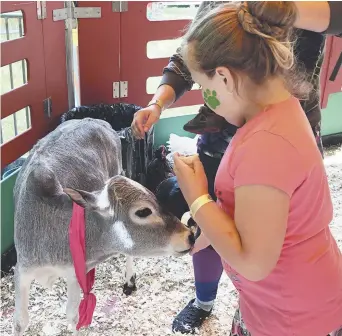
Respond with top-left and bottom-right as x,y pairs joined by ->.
60,103 -> 154,185
116,126 -> 154,185
60,103 -> 142,131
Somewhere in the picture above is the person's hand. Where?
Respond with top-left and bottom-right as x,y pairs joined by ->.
131,105 -> 161,139
173,153 -> 209,206
190,233 -> 211,255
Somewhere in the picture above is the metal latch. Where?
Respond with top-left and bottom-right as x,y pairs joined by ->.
112,1 -> 128,12
37,1 -> 47,20
53,7 -> 101,22
113,81 -> 128,99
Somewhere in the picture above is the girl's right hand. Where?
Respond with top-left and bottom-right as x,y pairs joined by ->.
131,105 -> 161,139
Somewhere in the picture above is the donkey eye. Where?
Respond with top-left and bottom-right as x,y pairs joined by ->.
135,208 -> 152,218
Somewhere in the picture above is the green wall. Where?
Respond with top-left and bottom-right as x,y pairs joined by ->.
154,114 -> 196,148
1,92 -> 341,255
321,92 -> 342,137
1,169 -> 19,254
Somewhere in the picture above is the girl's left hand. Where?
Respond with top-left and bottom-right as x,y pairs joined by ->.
173,153 -> 209,205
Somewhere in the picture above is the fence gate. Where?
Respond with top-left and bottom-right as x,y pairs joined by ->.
1,1 -> 70,257
1,1 -> 69,170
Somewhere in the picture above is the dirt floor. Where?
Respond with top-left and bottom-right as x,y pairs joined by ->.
1,144 -> 342,336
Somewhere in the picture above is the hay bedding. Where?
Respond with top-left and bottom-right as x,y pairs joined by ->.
1,145 -> 342,336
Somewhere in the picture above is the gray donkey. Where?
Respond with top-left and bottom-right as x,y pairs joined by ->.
13,118 -> 195,335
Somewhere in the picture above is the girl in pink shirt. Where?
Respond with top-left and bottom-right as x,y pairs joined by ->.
173,2 -> 342,336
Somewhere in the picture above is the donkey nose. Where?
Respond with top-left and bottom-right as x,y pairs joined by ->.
188,232 -> 196,246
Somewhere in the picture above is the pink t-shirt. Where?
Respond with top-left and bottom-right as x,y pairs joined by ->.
215,97 -> 342,336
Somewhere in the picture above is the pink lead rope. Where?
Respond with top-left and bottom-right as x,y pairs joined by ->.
69,202 -> 96,330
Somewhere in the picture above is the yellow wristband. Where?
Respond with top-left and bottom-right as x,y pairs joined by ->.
190,194 -> 214,218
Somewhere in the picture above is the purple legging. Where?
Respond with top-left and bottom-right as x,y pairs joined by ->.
193,246 -> 223,302
194,151 -> 224,302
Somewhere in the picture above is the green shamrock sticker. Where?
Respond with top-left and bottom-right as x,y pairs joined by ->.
203,89 -> 220,110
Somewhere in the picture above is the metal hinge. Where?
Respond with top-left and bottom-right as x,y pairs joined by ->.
53,7 -> 101,22
112,1 -> 128,12
37,1 -> 47,20
113,81 -> 128,99
43,97 -> 52,118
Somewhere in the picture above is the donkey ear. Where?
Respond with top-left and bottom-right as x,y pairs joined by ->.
64,188 -> 97,208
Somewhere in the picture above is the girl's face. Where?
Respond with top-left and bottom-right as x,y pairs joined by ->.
188,65 -> 247,127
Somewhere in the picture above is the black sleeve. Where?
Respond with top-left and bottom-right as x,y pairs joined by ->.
324,1 -> 342,37
159,49 -> 195,101
158,1 -> 229,101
